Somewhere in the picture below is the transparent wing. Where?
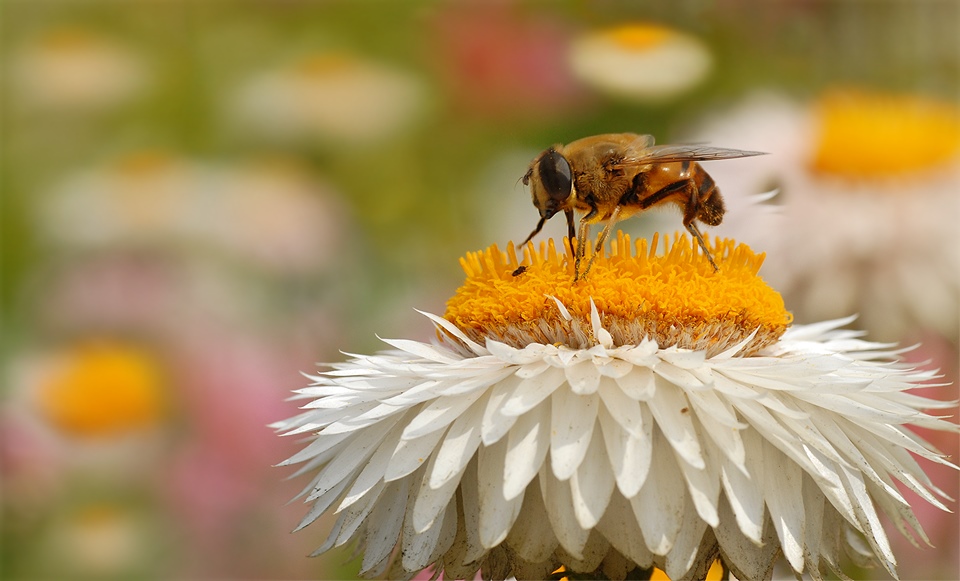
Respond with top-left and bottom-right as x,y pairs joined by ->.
621,143 -> 767,166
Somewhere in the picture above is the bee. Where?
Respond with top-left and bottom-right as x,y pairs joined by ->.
520,133 -> 764,280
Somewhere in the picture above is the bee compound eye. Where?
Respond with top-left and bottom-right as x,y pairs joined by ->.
538,150 -> 572,201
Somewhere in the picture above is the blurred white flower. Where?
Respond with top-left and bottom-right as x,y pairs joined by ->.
569,23 -> 711,102
11,28 -> 148,110
40,504 -> 151,577
276,236 -> 956,580
203,158 -> 349,273
41,152 -> 349,274
232,52 -> 425,145
41,151 -> 203,246
684,89 -> 960,342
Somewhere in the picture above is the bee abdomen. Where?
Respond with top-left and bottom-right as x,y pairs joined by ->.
694,168 -> 724,226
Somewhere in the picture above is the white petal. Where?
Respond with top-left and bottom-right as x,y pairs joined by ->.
402,493 -> 457,572
719,429 -> 765,544
801,474 -> 826,576
478,438 -> 524,548
566,359 -> 602,394
570,424 -> 616,529
458,457 -> 486,564
480,374 -> 522,446
501,366 -> 566,416
615,365 -> 657,400
417,309 -> 488,355
597,491 -> 654,569
598,403 -> 653,499
402,390 -> 485,440
655,361 -> 708,391
598,377 -> 645,438
505,482 -> 559,563
550,388 -> 599,480
378,337 -> 460,364
503,401 -> 551,500
428,396 -> 485,489
307,416 -> 400,502
360,478 -> 408,575
539,466 -> 590,558
412,448 -> 464,533
646,377 -> 705,470
761,441 -> 805,573
663,491 -> 709,581
675,448 -> 720,527
632,429 -> 685,555
715,497 -> 779,581
338,415 -> 409,510
384,423 -> 447,482
589,298 -> 614,348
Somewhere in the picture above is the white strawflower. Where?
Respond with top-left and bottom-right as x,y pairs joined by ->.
569,23 -> 711,102
12,28 -> 148,110
275,233 -> 957,580
682,89 -> 960,343
231,51 -> 424,145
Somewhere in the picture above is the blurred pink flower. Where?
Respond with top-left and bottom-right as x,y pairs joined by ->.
163,331 -> 333,578
429,4 -> 585,117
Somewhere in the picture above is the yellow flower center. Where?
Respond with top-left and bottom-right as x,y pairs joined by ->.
114,150 -> 176,177
40,29 -> 99,51
296,53 -> 354,77
811,88 -> 960,177
445,232 -> 792,355
36,341 -> 166,438
603,23 -> 674,51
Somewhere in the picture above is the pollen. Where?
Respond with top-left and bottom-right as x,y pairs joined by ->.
444,232 -> 792,355
811,88 -> 960,177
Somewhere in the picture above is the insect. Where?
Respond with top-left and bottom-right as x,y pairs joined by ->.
520,133 -> 764,280
511,265 -> 528,277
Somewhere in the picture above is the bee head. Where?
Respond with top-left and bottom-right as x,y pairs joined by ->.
527,148 -> 572,220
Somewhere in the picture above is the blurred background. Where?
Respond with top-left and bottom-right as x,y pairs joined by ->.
1,1 -> 957,579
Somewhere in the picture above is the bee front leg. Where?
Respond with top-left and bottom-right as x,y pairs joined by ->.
575,217 -> 590,281
579,206 -> 620,280
564,209 -> 576,258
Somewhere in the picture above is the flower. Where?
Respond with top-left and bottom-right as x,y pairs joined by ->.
231,51 -> 424,145
682,89 -> 960,342
428,4 -> 584,118
11,27 -> 148,110
40,152 -> 349,274
33,340 -> 166,438
568,23 -> 712,102
275,233 -> 957,580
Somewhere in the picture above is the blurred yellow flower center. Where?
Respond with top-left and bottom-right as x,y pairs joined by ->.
296,53 -> 355,77
41,29 -> 98,51
604,23 -> 673,51
37,341 -> 166,437
114,150 -> 176,177
445,232 -> 791,355
812,89 -> 960,177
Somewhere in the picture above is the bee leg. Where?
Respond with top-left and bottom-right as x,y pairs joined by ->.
579,206 -> 620,280
564,209 -> 576,257
521,216 -> 547,247
685,221 -> 719,272
574,218 -> 590,281
678,180 -> 720,272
